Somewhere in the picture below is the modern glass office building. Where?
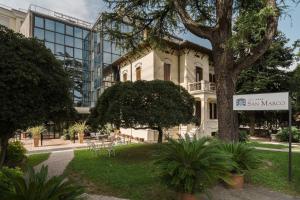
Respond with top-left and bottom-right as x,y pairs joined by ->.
21,5 -> 92,107
90,16 -> 128,107
19,5 -> 129,108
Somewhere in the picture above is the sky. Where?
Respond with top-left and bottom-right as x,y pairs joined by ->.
1,0 -> 299,54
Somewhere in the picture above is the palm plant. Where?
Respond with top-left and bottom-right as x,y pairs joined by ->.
221,142 -> 260,174
27,125 -> 46,139
0,165 -> 84,200
72,121 -> 89,143
154,136 -> 234,198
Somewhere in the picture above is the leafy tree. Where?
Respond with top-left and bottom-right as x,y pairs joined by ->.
236,32 -> 293,134
89,80 -> 195,143
100,0 -> 297,140
0,25 -> 74,167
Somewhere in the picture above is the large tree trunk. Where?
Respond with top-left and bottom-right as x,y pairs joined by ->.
213,46 -> 239,141
0,135 -> 9,168
157,127 -> 163,143
249,112 -> 256,135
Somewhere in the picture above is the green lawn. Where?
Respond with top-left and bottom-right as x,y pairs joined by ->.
247,150 -> 300,195
66,144 -> 300,199
247,141 -> 289,149
25,153 -> 50,168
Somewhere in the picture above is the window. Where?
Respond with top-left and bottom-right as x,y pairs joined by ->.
209,73 -> 216,83
65,47 -> 74,58
83,29 -> 89,39
45,42 -> 54,53
103,52 -> 111,64
103,40 -> 111,52
112,54 -> 119,62
34,28 -> 44,40
65,36 -> 74,47
75,38 -> 83,49
55,22 -> 65,34
74,27 -> 82,38
209,102 -> 217,119
123,73 -> 127,81
136,67 -> 141,80
195,67 -> 203,82
195,101 -> 201,126
55,33 -> 64,45
66,25 -> 74,36
164,63 -> 171,81
55,44 -> 64,55
34,16 -> 44,28
45,19 -> 54,31
45,31 -> 54,42
74,48 -> 83,59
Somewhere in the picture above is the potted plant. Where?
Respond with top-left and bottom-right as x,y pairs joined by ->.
154,136 -> 233,200
73,122 -> 88,143
27,126 -> 45,147
221,143 -> 260,189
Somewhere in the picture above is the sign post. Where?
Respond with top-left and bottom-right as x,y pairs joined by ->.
233,92 -> 292,181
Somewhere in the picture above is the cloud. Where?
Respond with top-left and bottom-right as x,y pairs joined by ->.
0,0 -> 106,23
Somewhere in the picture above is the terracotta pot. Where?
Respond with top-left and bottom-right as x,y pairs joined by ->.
228,173 -> 244,189
33,138 -> 39,147
181,193 -> 197,200
79,133 -> 84,143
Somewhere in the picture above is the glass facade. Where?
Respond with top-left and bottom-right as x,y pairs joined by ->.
33,15 -> 92,107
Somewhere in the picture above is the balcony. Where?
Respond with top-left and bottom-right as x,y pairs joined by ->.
188,80 -> 216,93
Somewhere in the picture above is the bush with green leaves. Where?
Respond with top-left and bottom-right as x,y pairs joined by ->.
239,130 -> 249,143
6,141 -> 27,167
221,142 -> 260,174
276,127 -> 300,142
0,165 -> 84,200
154,136 -> 234,195
0,167 -> 23,192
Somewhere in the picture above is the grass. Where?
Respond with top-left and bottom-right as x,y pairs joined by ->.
247,150 -> 300,195
247,141 -> 289,149
66,144 -> 300,199
66,144 -> 176,200
25,153 -> 50,168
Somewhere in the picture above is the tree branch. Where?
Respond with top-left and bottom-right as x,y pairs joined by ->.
173,0 -> 214,41
233,0 -> 279,79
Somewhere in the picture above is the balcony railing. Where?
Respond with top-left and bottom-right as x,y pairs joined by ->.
188,81 -> 216,93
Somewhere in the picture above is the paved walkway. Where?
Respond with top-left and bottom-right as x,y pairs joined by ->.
34,149 -> 74,177
202,185 -> 300,200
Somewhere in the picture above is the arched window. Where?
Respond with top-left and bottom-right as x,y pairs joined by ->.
136,66 -> 141,80
123,73 -> 127,81
195,66 -> 203,82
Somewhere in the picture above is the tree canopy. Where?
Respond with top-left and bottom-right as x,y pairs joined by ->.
89,80 -> 195,143
236,32 -> 294,134
0,25 -> 74,167
100,0 -> 298,141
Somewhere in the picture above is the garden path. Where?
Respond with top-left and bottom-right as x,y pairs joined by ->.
202,185 -> 300,200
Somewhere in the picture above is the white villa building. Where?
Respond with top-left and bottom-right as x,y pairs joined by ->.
109,37 -> 218,142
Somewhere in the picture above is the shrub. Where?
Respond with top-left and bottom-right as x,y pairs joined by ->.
276,127 -> 300,142
154,136 -> 233,195
239,130 -> 249,142
0,167 -> 23,192
0,165 -> 84,200
6,141 -> 27,167
221,142 -> 260,174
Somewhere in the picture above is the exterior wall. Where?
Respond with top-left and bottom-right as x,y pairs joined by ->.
153,50 -> 179,84
118,47 -> 218,141
0,6 -> 26,33
120,51 -> 155,81
20,13 -> 31,37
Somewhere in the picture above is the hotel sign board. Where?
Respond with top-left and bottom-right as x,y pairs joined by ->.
233,92 -> 289,111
